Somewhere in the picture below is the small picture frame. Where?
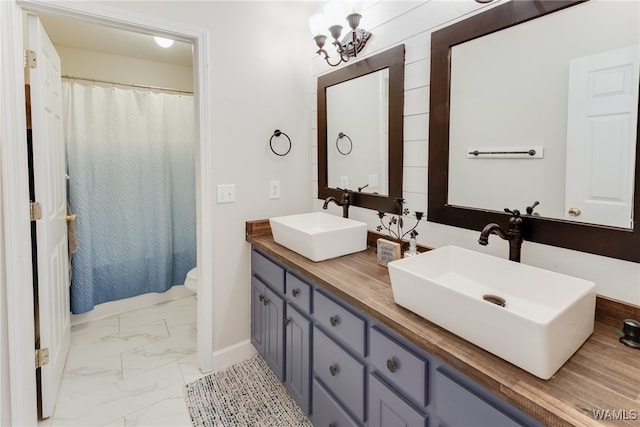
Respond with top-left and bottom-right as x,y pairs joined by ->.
377,238 -> 401,266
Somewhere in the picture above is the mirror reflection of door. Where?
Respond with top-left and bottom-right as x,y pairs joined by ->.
447,0 -> 639,228
565,45 -> 639,228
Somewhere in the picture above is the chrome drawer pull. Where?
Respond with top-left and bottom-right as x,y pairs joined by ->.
329,316 -> 339,327
258,294 -> 264,302
386,358 -> 398,373
329,364 -> 338,376
285,317 -> 292,326
262,297 -> 270,306
291,288 -> 300,297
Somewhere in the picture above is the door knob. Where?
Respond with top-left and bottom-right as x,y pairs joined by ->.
65,214 -> 77,222
568,208 -> 581,217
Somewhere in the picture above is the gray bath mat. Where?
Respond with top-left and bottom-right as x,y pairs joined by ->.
184,355 -> 312,426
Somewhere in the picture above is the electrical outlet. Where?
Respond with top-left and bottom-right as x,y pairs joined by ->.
340,176 -> 349,188
368,174 -> 379,188
216,184 -> 235,203
270,180 -> 281,199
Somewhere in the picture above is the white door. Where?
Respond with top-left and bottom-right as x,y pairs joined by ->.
27,13 -> 71,419
565,45 -> 640,228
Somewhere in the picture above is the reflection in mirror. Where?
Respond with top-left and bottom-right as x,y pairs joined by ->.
447,1 -> 639,229
428,0 -> 640,263
327,69 -> 389,195
318,44 -> 405,214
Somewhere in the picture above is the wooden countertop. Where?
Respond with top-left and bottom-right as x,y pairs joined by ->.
247,230 -> 640,427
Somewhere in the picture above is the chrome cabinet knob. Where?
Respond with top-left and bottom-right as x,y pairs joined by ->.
386,358 -> 398,373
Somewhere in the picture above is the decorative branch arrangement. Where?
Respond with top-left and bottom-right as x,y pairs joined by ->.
376,198 -> 424,242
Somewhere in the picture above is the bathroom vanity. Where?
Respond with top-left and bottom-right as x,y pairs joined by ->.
247,222 -> 640,426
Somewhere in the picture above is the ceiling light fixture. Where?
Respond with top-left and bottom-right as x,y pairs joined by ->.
309,2 -> 371,67
154,36 -> 174,48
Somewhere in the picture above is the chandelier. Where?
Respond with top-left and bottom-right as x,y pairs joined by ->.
309,2 -> 372,67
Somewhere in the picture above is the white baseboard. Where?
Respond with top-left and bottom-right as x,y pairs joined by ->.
211,340 -> 257,373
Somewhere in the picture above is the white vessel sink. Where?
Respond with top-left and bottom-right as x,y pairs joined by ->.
269,212 -> 367,262
388,245 -> 596,379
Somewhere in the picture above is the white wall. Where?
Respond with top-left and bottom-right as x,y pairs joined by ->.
97,1 -> 316,353
313,0 -> 640,305
56,45 -> 193,92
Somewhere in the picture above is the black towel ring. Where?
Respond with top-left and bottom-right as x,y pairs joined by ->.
270,129 -> 292,156
336,132 -> 353,155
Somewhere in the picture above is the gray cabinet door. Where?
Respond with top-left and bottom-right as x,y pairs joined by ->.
251,277 -> 266,356
285,304 -> 311,415
264,286 -> 285,381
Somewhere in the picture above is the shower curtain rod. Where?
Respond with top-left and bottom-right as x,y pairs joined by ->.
61,75 -> 194,95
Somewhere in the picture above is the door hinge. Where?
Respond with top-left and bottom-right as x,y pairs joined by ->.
30,202 -> 42,221
35,348 -> 49,369
24,49 -> 37,69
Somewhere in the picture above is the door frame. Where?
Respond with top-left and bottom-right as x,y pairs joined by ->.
0,1 -> 214,423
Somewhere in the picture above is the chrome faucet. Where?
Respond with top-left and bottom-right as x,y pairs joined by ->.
478,208 -> 524,262
323,188 -> 350,218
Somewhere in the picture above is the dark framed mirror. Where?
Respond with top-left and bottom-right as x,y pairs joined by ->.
318,44 -> 405,214
428,0 -> 640,262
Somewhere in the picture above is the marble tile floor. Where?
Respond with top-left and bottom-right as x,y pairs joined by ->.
38,295 -> 206,427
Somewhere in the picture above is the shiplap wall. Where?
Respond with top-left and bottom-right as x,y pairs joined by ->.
312,0 -> 497,209
311,0 -> 640,305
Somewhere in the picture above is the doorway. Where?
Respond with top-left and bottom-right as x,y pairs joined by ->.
1,1 -> 214,423
35,13 -> 197,316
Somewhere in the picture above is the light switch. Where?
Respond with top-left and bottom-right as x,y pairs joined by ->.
216,184 -> 235,203
270,180 -> 281,199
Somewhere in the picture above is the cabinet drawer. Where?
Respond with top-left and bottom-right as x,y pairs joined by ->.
251,249 -> 284,294
312,379 -> 359,427
313,327 -> 365,422
435,368 -> 529,427
369,374 -> 427,427
370,326 -> 429,407
314,290 -> 366,356
285,272 -> 311,314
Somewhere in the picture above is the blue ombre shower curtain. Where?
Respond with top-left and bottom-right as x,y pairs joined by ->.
63,81 -> 196,314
